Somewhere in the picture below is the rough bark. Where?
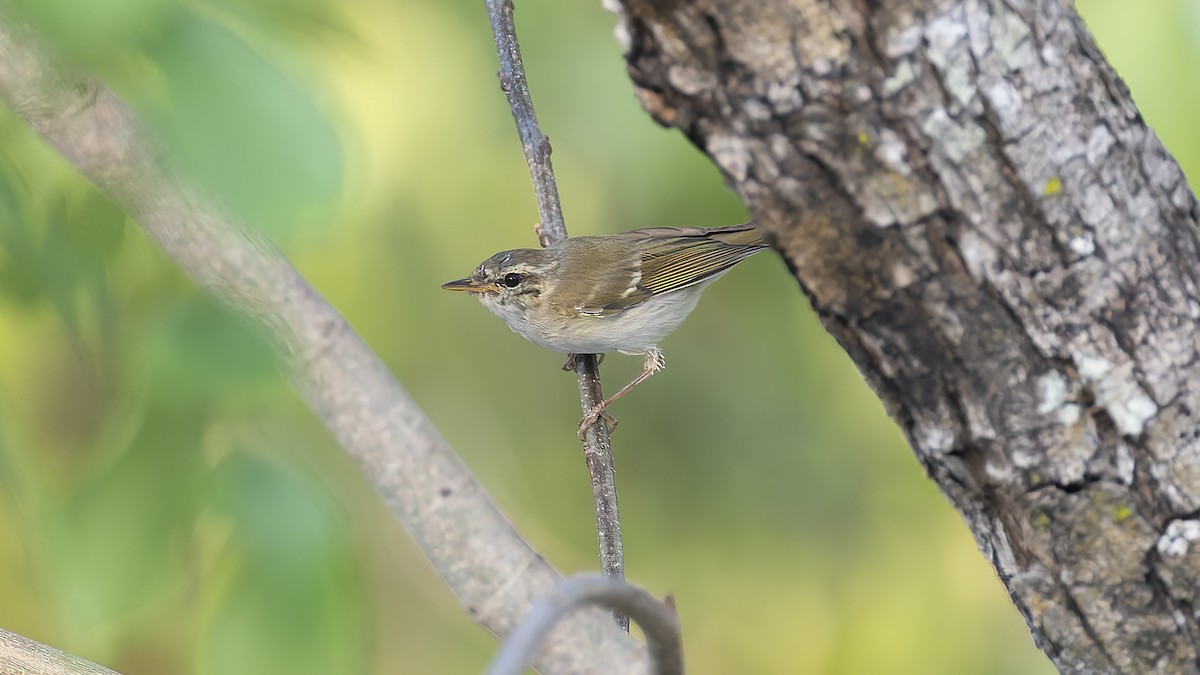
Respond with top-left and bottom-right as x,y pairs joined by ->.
608,0 -> 1200,671
0,628 -> 119,675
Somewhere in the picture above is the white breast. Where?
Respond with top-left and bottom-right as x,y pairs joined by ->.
499,276 -> 719,355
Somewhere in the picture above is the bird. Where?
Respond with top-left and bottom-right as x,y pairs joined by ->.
442,222 -> 767,437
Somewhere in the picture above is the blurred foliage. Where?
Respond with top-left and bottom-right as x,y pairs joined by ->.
0,0 -> 1191,673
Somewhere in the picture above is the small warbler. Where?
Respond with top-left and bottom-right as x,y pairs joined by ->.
442,223 -> 766,436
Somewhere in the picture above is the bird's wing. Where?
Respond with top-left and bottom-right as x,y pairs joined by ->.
561,235 -> 649,317
576,223 -> 766,316
634,224 -> 765,294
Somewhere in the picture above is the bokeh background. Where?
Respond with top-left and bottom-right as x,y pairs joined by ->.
0,1 -> 1195,673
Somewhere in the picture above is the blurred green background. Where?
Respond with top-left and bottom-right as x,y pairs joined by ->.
0,1 -> 1194,673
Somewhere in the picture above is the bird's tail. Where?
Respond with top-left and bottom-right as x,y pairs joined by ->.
702,221 -> 765,248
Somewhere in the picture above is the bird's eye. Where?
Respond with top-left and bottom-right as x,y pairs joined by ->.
502,273 -> 522,288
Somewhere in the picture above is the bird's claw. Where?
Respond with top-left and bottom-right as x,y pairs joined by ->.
577,407 -> 618,439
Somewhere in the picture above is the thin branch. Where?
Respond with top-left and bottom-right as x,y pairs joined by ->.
574,353 -> 625,595
484,575 -> 684,675
484,0 -> 629,631
0,17 -> 648,675
0,627 -> 120,675
484,0 -> 565,243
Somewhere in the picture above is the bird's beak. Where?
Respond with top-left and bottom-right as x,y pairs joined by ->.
441,277 -> 495,293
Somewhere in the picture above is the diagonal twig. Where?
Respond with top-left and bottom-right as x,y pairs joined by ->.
0,627 -> 121,675
483,0 -> 629,632
0,16 -> 645,674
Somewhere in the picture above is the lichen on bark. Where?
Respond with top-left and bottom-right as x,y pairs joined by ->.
609,0 -> 1200,670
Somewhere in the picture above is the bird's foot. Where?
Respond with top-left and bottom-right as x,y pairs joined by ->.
578,406 -> 618,440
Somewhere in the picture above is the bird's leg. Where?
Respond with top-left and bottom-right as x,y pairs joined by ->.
578,347 -> 664,439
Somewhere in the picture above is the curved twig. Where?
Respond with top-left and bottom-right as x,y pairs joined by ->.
484,0 -> 628,631
484,575 -> 684,675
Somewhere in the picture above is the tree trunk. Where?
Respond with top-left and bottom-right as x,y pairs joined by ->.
608,0 -> 1200,671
